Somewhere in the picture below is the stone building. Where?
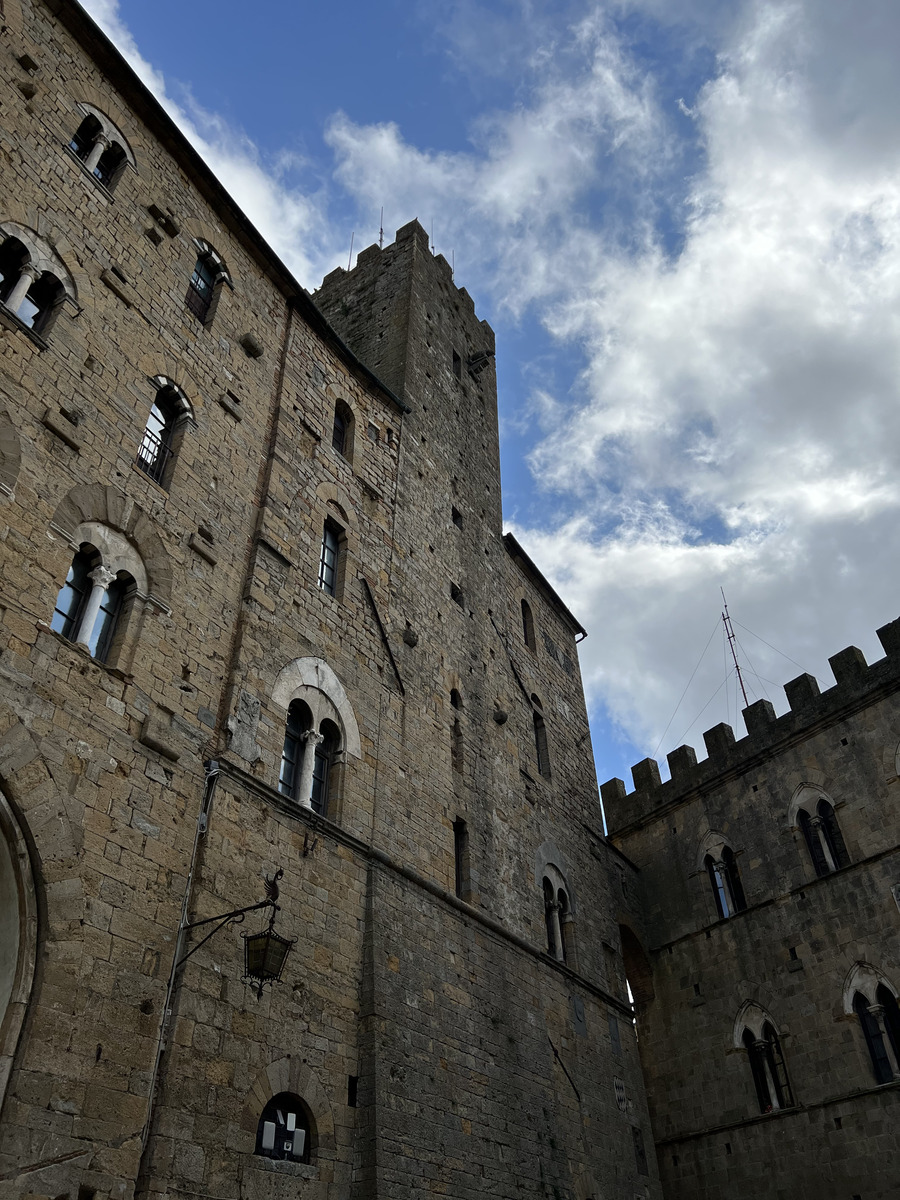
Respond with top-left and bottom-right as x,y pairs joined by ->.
603,630 -> 900,1200
0,1 -> 659,1197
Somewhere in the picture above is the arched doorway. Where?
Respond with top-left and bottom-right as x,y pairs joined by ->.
0,790 -> 37,1112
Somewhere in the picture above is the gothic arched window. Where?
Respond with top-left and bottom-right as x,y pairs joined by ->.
798,797 -> 850,877
705,846 -> 746,918
521,598 -> 536,651
332,399 -> 354,461
853,986 -> 900,1084
742,1022 -> 793,1113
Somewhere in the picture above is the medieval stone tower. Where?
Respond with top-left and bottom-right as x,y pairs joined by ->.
0,2 -> 658,1197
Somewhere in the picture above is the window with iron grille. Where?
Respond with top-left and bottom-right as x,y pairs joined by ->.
136,386 -> 180,488
186,254 -> 217,321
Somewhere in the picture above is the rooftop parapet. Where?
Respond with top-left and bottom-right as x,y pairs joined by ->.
602,617 -> 900,835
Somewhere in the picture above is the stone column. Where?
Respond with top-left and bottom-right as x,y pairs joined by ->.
867,1004 -> 900,1078
296,730 -> 324,810
810,815 -> 837,872
84,132 -> 110,175
548,901 -> 564,963
753,1039 -> 781,1110
75,564 -> 116,651
4,264 -> 38,317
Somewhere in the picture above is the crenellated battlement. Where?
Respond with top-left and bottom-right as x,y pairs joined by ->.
602,616 -> 900,834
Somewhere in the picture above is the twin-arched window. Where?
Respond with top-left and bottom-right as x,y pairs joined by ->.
0,234 -> 67,336
542,867 -> 574,965
847,966 -> 900,1085
279,700 -> 340,816
51,526 -> 147,665
68,108 -> 133,191
797,796 -> 850,876
704,846 -> 746,919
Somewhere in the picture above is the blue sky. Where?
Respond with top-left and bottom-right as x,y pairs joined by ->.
84,0 -> 900,796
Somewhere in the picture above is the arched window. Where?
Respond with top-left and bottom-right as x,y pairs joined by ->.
704,846 -> 746,918
0,235 -> 65,335
68,106 -> 133,192
318,519 -> 343,597
541,865 -> 572,964
741,1022 -> 793,1113
853,986 -> 900,1084
136,381 -> 191,488
279,702 -> 339,817
531,694 -> 550,779
332,399 -> 354,461
798,797 -> 850,877
255,1092 -> 312,1163
51,543 -> 135,663
521,598 -> 536,652
185,240 -> 231,324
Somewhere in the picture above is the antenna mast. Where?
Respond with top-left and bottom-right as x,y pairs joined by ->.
347,232 -> 355,271
379,207 -> 384,249
721,589 -> 749,708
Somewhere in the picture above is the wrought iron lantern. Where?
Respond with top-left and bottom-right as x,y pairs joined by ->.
177,867 -> 296,1001
242,907 -> 296,999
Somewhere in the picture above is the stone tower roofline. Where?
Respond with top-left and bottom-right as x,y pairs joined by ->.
503,533 -> 587,641
49,0 -> 406,415
317,219 -> 496,351
602,616 -> 900,835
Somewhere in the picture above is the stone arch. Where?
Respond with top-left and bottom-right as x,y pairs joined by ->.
149,375 -> 196,423
0,410 -> 21,500
0,785 -> 38,1113
66,81 -> 147,162
241,1056 -> 335,1154
733,1000 -> 779,1047
49,484 -> 172,603
619,923 -> 654,1006
134,355 -> 202,416
696,828 -> 732,870
534,839 -> 576,913
314,480 -> 357,529
272,658 -> 361,758
72,521 -> 148,593
70,102 -> 137,169
842,961 -> 898,1014
788,782 -> 837,828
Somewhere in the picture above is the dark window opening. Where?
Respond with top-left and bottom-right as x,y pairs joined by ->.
452,349 -> 461,379
312,719 -> 340,816
450,582 -> 463,607
855,988 -> 900,1085
532,701 -> 550,779
255,1092 -> 312,1163
186,254 -> 217,321
453,817 -> 470,900
0,238 -> 65,334
51,544 -> 133,664
705,847 -> 746,919
521,598 -> 536,651
319,520 -> 342,597
69,114 -> 101,159
332,400 -> 354,460
347,1075 -> 359,1107
450,688 -> 462,709
451,506 -> 463,528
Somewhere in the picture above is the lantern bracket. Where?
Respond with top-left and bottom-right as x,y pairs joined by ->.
176,868 -> 286,969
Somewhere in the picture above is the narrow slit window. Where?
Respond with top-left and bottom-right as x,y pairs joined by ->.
318,521 -> 342,596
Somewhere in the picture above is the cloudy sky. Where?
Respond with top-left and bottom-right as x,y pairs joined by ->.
82,0 -> 900,793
